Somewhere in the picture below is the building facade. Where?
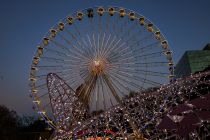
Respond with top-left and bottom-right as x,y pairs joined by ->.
175,43 -> 210,78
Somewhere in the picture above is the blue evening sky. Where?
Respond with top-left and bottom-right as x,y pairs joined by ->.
0,0 -> 210,115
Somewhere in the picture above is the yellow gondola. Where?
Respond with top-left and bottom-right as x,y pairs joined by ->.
139,17 -> 145,25
77,12 -> 83,20
97,7 -> 104,16
161,40 -> 168,49
50,29 -> 57,38
108,7 -> 114,16
67,17 -> 74,25
58,22 -> 65,31
155,31 -> 161,40
129,12 -> 135,21
147,23 -> 153,32
43,37 -> 49,46
119,8 -> 126,17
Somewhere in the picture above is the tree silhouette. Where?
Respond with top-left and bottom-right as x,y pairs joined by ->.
0,105 -> 20,140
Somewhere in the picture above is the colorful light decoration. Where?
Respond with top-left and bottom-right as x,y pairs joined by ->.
46,70 -> 210,139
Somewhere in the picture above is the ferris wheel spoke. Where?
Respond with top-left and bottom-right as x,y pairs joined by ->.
109,15 -> 118,36
108,41 -> 129,57
107,72 -> 132,93
109,65 -> 169,77
102,77 -> 112,109
64,27 -> 91,55
72,23 -> 83,37
102,38 -> 123,58
132,41 -> 161,54
137,76 -> 162,87
95,79 -> 100,111
100,76 -> 107,110
109,95 -> 114,107
76,74 -> 93,98
36,65 -> 64,71
56,32 -> 77,47
64,70 -> 83,81
82,38 -> 95,60
87,34 -> 95,50
105,76 -> 125,98
108,70 -> 144,91
100,33 -> 111,56
97,17 -> 104,57
108,45 -> 133,61
101,35 -> 117,58
134,70 -> 169,78
98,32 -> 106,57
101,76 -> 115,108
134,61 -> 169,67
64,78 -> 81,90
105,13 -> 111,34
119,13 -> 129,26
98,34 -> 106,60
117,51 -> 164,63
89,18 -> 96,34
108,55 -> 134,65
81,37 -> 89,49
50,38 -> 72,53
134,71 -> 168,78
41,102 -> 52,109
92,33 -> 97,58
63,27 -> 78,41
62,61 -> 90,69
50,39 -> 88,61
109,68 -> 161,87
117,20 -> 139,41
106,45 -> 132,62
97,14 -> 102,34
97,34 -> 101,58
54,34 -> 92,61
107,74 -> 131,96
36,71 -> 69,80
126,32 -> 154,48
44,48 -> 68,58
57,34 -> 89,59
135,51 -> 165,59
55,34 -> 92,61
40,57 -> 66,63
80,70 -> 90,80
37,92 -> 49,99
31,75 -> 48,81
36,65 -> 63,68
108,70 -> 139,89
117,16 -> 129,38
100,33 -> 113,56
111,61 -> 169,68
95,77 -> 101,111
86,76 -> 97,106
34,83 -> 47,90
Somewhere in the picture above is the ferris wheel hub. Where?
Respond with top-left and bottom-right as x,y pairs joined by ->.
90,59 -> 106,75
94,60 -> 101,67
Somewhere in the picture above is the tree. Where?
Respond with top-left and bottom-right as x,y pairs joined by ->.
0,105 -> 20,140
0,105 -> 53,140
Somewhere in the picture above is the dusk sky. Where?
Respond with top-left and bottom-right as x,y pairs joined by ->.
0,0 -> 210,115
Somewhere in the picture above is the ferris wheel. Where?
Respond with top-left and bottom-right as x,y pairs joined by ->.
29,6 -> 174,138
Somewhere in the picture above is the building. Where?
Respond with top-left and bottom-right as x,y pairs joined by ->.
175,43 -> 210,78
